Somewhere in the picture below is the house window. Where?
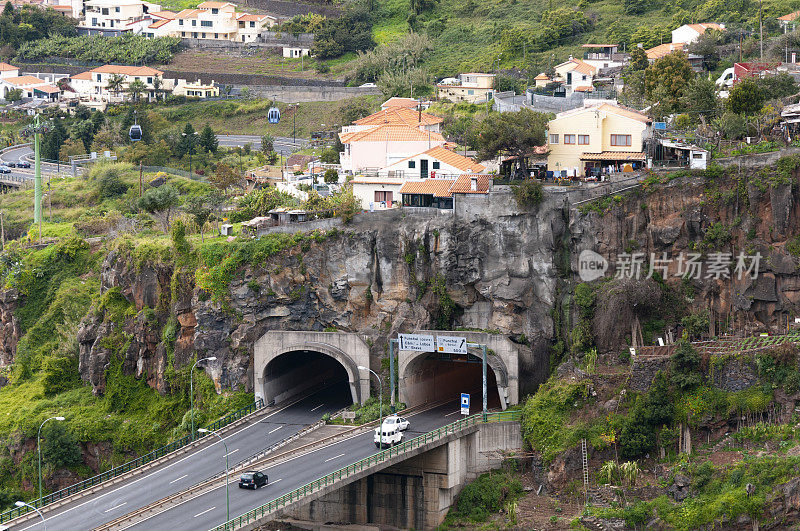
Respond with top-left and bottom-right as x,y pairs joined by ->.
192,20 -> 196,26
115,6 -> 120,12
250,21 -> 255,27
147,77 -> 152,84
408,161 -> 416,169
375,191 -> 393,203
201,32 -> 206,38
692,153 -> 704,159
96,74 -> 102,82
92,17 -> 98,25
549,134 -> 559,144
467,89 -> 474,95
432,161 -> 440,169
215,33 -> 218,38
181,31 -> 186,36
201,20 -> 212,27
582,75 -> 587,81
212,8 -> 219,13
179,19 -> 183,25
564,134 -> 576,145
610,134 -> 632,147
578,135 -> 590,145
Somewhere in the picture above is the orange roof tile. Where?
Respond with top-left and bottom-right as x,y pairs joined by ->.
237,13 -> 272,21
449,174 -> 491,194
779,10 -> 800,21
381,97 -> 419,109
354,107 -> 443,127
34,84 -> 60,94
534,73 -> 550,80
91,65 -> 163,76
574,86 -> 594,92
176,8 -> 201,18
686,23 -> 724,34
198,1 -> 235,8
0,62 -> 16,72
389,146 -> 484,173
580,152 -> 646,161
645,43 -> 685,60
4,75 -> 48,86
399,179 -> 455,198
71,71 -> 92,80
557,58 -> 596,75
149,19 -> 171,28
339,124 -> 446,144
151,10 -> 177,19
596,103 -> 651,123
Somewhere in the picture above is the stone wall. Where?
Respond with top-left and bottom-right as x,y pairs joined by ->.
629,356 -> 671,392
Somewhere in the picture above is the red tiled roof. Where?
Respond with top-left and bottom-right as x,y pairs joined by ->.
449,174 -> 491,194
556,58 -> 596,75
381,97 -> 419,109
779,10 -> 800,21
580,152 -> 646,161
389,146 -> 484,173
354,107 -> 443,127
0,62 -> 17,72
4,75 -> 48,86
151,10 -> 177,19
645,43 -> 685,59
149,19 -> 171,28
339,124 -> 446,144
399,179 -> 455,197
34,84 -> 60,94
91,65 -> 163,76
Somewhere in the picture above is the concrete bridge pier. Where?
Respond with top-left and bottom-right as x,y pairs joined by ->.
283,421 -> 522,529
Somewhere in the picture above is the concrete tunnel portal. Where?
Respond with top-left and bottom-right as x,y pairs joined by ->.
263,349 -> 354,406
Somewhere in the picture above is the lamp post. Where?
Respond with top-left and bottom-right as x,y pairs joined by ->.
357,366 -> 382,438
20,115 -> 52,242
190,356 -> 217,441
15,501 -> 45,530
292,103 -> 298,146
197,429 -> 229,523
38,416 -> 64,501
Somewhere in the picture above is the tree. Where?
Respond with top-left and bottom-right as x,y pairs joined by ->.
123,139 -> 170,166
199,124 -> 218,154
209,163 -> 242,194
688,29 -> 723,71
680,77 -> 718,120
260,134 -> 274,154
59,138 -> 85,162
311,1 -> 374,59
472,108 -> 549,178
186,195 -> 212,241
41,422 -> 81,469
320,147 -> 339,164
70,119 -> 95,152
712,111 -> 747,140
644,51 -> 694,114
90,110 -> 105,133
177,123 -> 197,157
323,169 -> 338,183
106,73 -> 126,99
151,76 -> 164,101
627,47 -> 649,71
671,339 -> 702,392
126,79 -> 147,102
139,185 -> 179,232
4,88 -> 21,102
624,0 -> 648,15
756,73 -> 798,100
727,78 -> 764,115
42,117 -> 67,161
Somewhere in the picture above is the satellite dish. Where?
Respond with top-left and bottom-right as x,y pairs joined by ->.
129,124 -> 142,142
267,106 -> 281,124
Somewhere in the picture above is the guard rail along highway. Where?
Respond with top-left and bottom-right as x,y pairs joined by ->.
0,398 -> 264,524
210,409 -> 522,531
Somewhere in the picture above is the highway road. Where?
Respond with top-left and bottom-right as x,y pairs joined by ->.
9,383 -> 353,531
0,145 -> 65,183
128,403 -> 460,531
216,135 -> 307,155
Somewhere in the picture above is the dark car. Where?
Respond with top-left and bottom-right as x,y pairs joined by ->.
238,470 -> 268,489
17,161 -> 30,168
0,166 -> 10,174
6,162 -> 15,168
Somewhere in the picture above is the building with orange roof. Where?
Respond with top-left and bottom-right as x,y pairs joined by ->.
0,62 -> 19,80
345,107 -> 443,134
671,23 -> 725,45
554,57 -> 597,94
644,43 -> 687,60
70,64 -> 171,104
339,124 -> 447,173
380,97 -> 420,111
437,73 -> 495,103
534,73 -> 551,88
398,174 -> 491,208
80,0 -> 163,36
779,11 -> 800,32
377,146 -> 484,179
0,74 -> 61,101
546,103 -> 652,178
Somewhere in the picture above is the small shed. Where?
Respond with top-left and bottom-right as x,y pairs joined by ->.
658,140 -> 709,170
242,216 -> 273,236
268,208 -> 309,225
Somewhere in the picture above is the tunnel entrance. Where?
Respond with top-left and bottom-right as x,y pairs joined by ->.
263,350 -> 353,406
401,352 -> 502,411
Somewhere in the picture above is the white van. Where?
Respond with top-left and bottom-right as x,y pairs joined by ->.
374,425 -> 403,448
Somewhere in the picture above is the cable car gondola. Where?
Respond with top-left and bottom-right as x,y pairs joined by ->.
129,124 -> 142,142
267,106 -> 281,124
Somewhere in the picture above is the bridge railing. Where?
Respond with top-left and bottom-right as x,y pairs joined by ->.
210,409 -> 522,531
0,399 -> 264,524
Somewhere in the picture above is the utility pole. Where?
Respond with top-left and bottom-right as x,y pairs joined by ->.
1,210 -> 5,252
33,114 -> 42,241
760,0 -> 764,60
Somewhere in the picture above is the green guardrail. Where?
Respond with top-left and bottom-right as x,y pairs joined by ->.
210,409 -> 522,531
0,398 -> 264,524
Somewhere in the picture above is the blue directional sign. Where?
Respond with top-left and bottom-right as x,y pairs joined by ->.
461,393 -> 470,415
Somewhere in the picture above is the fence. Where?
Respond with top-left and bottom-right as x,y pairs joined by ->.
210,409 -> 522,531
0,399 -> 264,525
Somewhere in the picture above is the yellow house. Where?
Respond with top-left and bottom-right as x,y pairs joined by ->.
546,103 -> 652,177
437,73 -> 495,103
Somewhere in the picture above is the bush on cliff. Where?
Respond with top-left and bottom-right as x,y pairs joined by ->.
446,464 -> 523,523
510,179 -> 543,208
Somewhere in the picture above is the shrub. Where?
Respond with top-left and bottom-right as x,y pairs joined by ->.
448,469 -> 523,523
671,339 -> 702,392
41,422 -> 82,469
511,179 -> 543,208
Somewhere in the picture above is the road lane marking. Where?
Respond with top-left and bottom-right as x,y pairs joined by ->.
104,502 -> 127,513
445,410 -> 461,417
229,448 -> 239,455
324,453 -> 346,462
194,506 -> 216,518
310,404 -> 324,412
168,474 -> 188,484
268,425 -> 283,434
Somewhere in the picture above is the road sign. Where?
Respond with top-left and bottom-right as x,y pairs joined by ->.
436,335 -> 467,355
461,393 -> 470,415
398,333 -> 435,352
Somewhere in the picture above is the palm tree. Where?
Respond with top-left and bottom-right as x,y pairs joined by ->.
126,79 -> 147,103
106,74 -> 126,101
151,76 -> 163,102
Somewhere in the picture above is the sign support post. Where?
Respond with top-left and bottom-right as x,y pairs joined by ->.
388,338 -> 397,408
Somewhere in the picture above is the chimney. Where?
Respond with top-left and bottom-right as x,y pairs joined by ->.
470,176 -> 477,191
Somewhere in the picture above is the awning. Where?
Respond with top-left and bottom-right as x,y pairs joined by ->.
580,151 -> 646,161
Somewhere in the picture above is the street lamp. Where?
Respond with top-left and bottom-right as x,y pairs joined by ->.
292,103 -> 298,146
357,366 -> 382,438
15,501 -> 45,530
197,429 -> 229,523
181,131 -> 200,178
38,416 -> 65,500
190,356 -> 217,441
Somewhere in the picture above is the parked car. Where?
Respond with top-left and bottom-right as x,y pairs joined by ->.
0,166 -> 11,174
381,415 -> 410,432
6,162 -> 15,168
359,83 -> 377,88
17,161 -> 30,168
238,470 -> 268,489
374,425 -> 403,449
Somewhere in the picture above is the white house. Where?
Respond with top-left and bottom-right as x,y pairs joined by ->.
0,63 -> 19,79
238,13 -> 276,42
554,57 -> 596,94
670,23 -> 725,45
377,146 -> 484,179
342,107 -> 443,135
79,0 -> 163,36
282,46 -> 310,58
339,124 -> 447,173
437,73 -> 495,103
173,78 -> 219,98
70,65 -> 170,103
0,75 -> 60,101
580,44 -> 625,71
